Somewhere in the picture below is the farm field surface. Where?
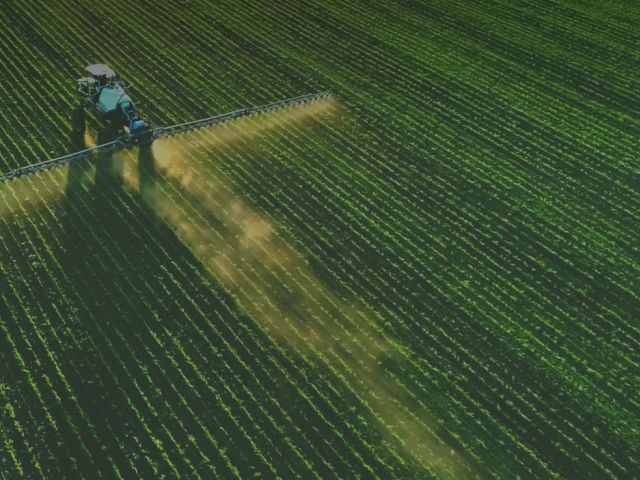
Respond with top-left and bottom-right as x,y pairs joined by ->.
1,1 -> 639,478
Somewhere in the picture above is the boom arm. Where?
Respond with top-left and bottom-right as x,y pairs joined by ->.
0,92 -> 331,182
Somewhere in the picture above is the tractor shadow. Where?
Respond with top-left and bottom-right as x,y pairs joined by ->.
60,106 -> 140,316
56,109 -> 201,476
65,106 -> 123,203
60,106 -> 167,338
54,114 -> 428,478
65,106 -> 91,198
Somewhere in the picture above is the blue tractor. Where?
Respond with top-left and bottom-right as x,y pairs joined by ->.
77,64 -> 152,146
0,69 -> 329,181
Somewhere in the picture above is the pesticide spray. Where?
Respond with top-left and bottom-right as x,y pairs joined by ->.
115,99 -> 476,479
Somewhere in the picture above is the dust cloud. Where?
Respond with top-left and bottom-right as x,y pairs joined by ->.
117,101 -> 476,479
0,123 -> 105,221
0,166 -> 70,220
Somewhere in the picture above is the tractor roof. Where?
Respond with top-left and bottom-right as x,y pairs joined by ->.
85,64 -> 116,78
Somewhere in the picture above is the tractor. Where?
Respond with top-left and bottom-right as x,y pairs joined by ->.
77,64 -> 152,146
0,63 -> 328,181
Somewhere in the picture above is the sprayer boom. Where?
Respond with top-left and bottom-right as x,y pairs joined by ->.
0,92 -> 331,182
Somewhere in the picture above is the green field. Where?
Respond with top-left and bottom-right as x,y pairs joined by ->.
1,1 -> 639,478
